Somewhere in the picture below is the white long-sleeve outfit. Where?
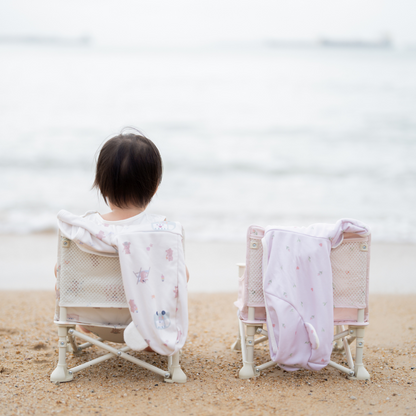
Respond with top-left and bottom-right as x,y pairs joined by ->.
57,210 -> 188,356
263,219 -> 369,371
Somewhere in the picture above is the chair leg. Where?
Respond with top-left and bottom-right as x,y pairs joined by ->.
239,324 -> 258,379
67,326 -> 80,354
333,325 -> 345,351
166,351 -> 187,384
50,325 -> 73,383
349,326 -> 370,380
231,320 -> 242,351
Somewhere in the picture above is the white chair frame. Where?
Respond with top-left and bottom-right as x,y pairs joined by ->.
51,307 -> 186,384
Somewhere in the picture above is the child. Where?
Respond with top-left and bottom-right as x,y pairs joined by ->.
55,129 -> 189,337
92,129 -> 165,223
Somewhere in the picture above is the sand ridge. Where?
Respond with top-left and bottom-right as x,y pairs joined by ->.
0,292 -> 415,415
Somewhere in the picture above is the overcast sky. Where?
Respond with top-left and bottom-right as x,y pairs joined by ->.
1,0 -> 415,47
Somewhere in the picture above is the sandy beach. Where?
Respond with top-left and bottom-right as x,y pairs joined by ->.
1,291 -> 415,416
1,236 -> 416,415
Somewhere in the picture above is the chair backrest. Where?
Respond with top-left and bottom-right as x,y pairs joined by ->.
56,234 -> 128,309
241,225 -> 371,324
331,233 -> 370,310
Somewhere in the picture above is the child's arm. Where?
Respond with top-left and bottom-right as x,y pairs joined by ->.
186,266 -> 189,282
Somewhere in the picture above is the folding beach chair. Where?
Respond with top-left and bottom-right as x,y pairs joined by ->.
232,225 -> 371,380
50,234 -> 187,384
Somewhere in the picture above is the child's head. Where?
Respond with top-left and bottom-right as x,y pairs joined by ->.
93,130 -> 163,209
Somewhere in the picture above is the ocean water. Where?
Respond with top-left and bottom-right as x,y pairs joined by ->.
0,43 -> 415,242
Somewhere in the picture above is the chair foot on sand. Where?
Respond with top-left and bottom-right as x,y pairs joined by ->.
239,363 -> 259,379
165,352 -> 187,384
348,364 -> 370,380
165,366 -> 187,383
50,364 -> 74,384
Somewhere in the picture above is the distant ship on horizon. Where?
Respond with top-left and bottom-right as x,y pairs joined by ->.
319,36 -> 392,49
0,35 -> 91,46
265,36 -> 393,50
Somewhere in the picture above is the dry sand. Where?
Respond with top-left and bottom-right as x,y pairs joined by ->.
1,291 -> 415,416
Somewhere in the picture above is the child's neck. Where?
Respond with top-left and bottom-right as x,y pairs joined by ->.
100,203 -> 147,221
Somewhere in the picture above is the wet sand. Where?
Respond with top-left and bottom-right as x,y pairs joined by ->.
1,291 -> 415,415
1,233 -> 416,294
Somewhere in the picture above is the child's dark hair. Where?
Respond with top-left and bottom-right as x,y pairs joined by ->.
93,130 -> 163,208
